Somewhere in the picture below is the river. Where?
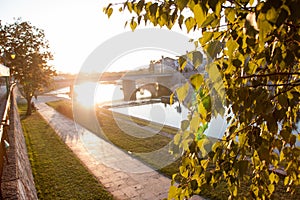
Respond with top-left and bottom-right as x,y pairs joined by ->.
51,81 -> 228,139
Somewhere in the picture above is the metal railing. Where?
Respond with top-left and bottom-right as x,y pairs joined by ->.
0,83 -> 16,198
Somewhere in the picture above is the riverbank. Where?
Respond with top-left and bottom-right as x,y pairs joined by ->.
46,99 -> 180,177
19,103 -> 113,199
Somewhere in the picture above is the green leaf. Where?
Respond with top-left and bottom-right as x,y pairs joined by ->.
202,95 -> 211,111
197,122 -> 208,135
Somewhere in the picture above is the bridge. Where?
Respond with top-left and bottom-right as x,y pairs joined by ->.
121,71 -> 192,101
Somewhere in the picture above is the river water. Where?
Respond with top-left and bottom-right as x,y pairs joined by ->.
53,82 -> 228,139
53,82 -> 300,142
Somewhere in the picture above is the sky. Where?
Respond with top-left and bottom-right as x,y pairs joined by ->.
0,0 -> 195,74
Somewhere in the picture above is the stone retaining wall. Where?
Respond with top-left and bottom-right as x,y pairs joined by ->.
1,88 -> 38,199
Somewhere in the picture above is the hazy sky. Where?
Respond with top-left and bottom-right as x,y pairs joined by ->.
0,0 -> 195,74
0,0 -> 124,73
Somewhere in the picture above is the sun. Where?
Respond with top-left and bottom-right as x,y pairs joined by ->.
73,82 -> 98,108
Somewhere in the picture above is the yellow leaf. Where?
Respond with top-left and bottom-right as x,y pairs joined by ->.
233,185 -> 238,197
198,101 -> 207,119
107,8 -> 113,18
185,17 -> 196,33
200,159 -> 209,169
170,93 -> 174,104
206,63 -> 225,101
130,20 -> 137,31
168,185 -> 178,199
287,91 -> 293,99
194,4 -> 205,28
190,74 -> 204,90
200,31 -> 213,46
268,184 -> 275,194
176,82 -> 189,103
197,138 -> 209,157
174,133 -> 181,145
190,114 -> 200,132
226,8 -> 235,23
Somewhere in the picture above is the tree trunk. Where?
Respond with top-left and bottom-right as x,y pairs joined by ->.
26,96 -> 33,116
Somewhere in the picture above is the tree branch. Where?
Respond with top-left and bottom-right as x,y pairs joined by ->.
239,72 -> 300,79
247,80 -> 300,88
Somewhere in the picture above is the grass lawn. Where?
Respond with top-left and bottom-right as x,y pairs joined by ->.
47,100 -> 180,178
19,103 -> 114,200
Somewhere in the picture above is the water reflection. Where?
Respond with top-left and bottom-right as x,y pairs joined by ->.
65,81 -> 228,139
111,101 -> 189,129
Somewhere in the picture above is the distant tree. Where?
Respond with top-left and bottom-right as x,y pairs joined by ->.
0,19 -> 56,115
105,0 -> 300,199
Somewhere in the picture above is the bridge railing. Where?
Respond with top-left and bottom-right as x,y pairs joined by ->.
0,83 -> 16,198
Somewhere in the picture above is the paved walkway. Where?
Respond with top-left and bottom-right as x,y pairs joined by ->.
33,95 -> 172,200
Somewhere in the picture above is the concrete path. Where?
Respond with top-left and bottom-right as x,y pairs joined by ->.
33,95 -> 172,200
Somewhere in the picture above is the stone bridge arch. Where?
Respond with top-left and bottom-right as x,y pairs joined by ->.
129,83 -> 173,101
121,72 -> 188,101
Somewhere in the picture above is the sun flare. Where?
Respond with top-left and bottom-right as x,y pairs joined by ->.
73,82 -> 98,108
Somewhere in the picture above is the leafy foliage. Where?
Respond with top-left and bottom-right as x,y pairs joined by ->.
0,19 -> 56,115
105,0 -> 300,199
